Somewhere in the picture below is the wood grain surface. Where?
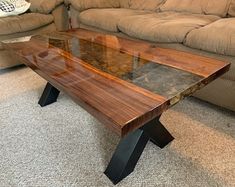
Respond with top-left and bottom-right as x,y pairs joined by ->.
3,29 -> 230,136
66,29 -> 229,77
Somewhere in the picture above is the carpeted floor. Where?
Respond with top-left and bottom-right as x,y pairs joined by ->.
0,66 -> 235,187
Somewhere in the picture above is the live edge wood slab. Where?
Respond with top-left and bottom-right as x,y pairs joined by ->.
3,29 -> 230,137
2,29 -> 230,184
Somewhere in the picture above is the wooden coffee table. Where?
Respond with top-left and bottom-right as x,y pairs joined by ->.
3,29 -> 230,184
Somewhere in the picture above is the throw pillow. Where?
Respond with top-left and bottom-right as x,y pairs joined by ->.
0,0 -> 30,17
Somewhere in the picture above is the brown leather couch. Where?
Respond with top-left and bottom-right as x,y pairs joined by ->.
66,0 -> 235,112
0,0 -> 69,69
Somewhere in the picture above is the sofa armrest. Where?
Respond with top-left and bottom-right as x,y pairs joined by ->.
29,0 -> 64,14
68,0 -> 119,12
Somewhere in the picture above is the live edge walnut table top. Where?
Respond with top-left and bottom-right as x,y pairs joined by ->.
4,29 -> 230,136
3,29 -> 230,184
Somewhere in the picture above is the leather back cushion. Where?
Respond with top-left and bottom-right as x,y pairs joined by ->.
160,0 -> 231,17
119,0 -> 130,8
29,0 -> 63,14
69,0 -> 119,12
229,0 -> 235,16
129,0 -> 165,11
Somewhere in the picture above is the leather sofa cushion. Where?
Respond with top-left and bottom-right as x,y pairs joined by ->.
185,18 -> 235,56
129,0 -> 165,11
29,0 -> 63,14
118,12 -> 219,43
69,0 -> 119,11
79,8 -> 151,32
160,0 -> 231,17
229,0 -> 235,16
0,13 -> 54,35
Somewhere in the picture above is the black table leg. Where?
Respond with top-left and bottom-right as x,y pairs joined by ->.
104,128 -> 149,185
104,115 -> 174,185
143,116 -> 174,148
38,82 -> 60,107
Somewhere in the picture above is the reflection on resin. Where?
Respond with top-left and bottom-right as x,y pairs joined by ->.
46,34 -> 203,99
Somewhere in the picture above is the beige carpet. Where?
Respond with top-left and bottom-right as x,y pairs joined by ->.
0,66 -> 235,187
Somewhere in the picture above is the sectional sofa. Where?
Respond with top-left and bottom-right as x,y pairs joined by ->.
66,0 -> 235,112
0,0 -> 68,69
